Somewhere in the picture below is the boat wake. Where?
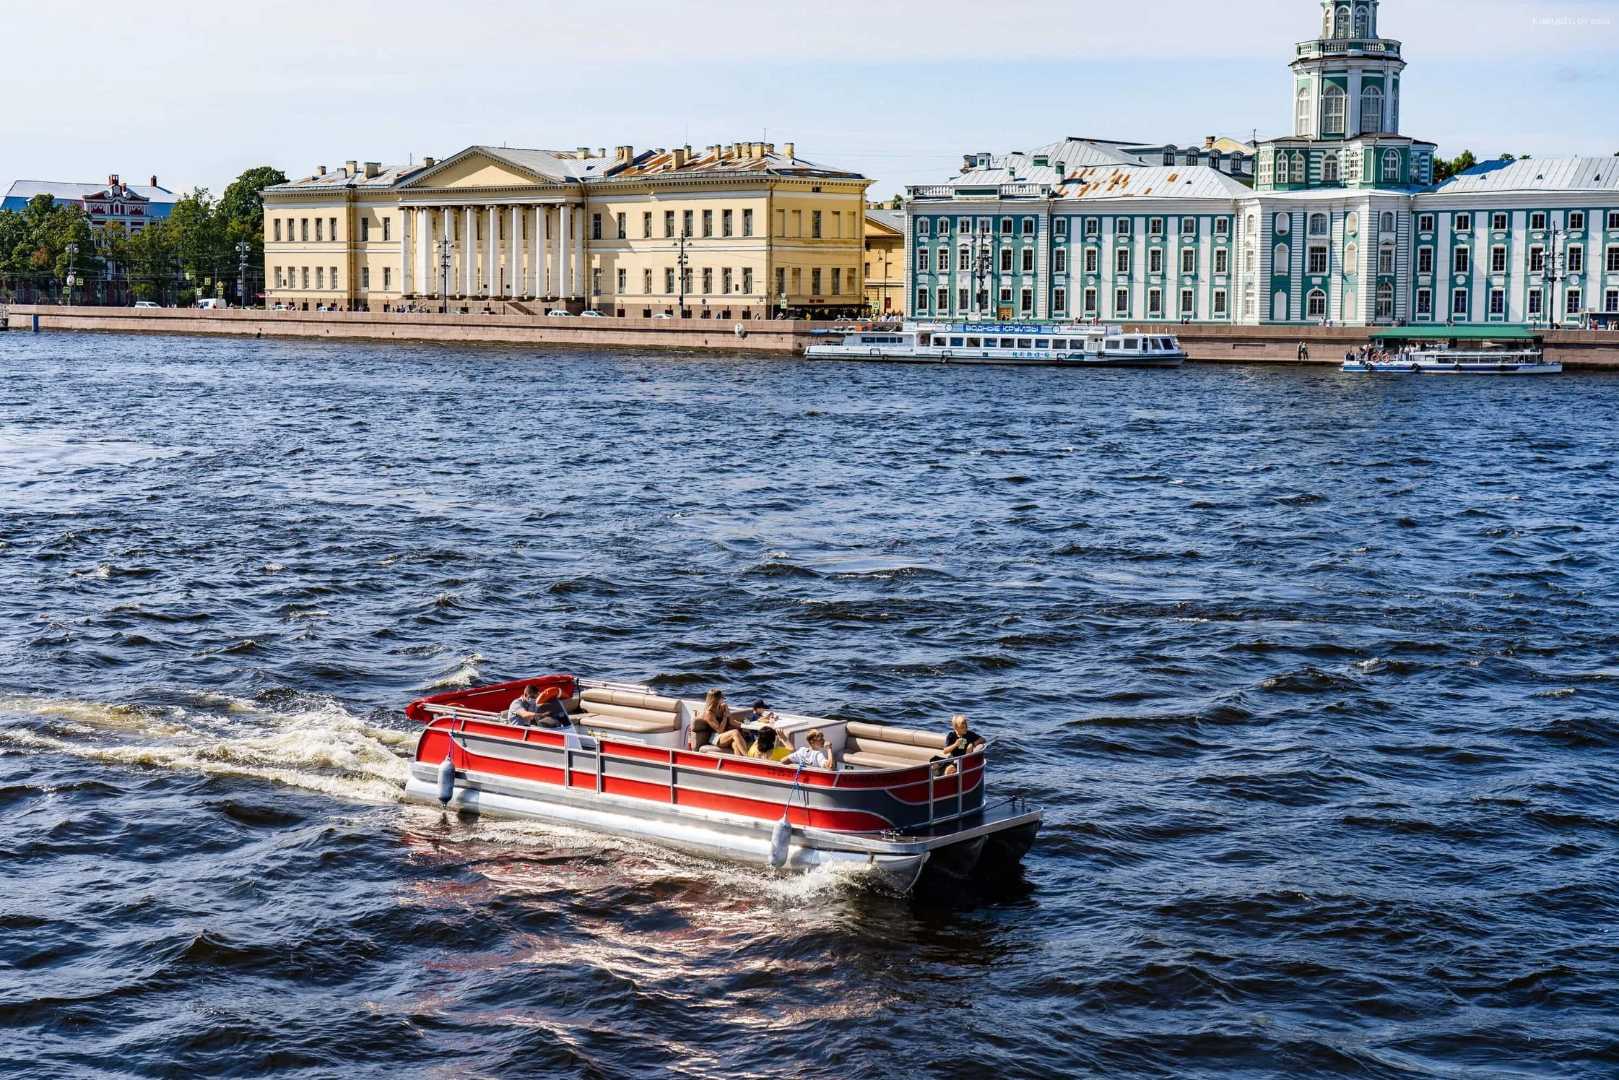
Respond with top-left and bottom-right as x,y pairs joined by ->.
0,691 -> 411,804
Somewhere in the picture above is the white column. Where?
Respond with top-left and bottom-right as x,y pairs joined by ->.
415,209 -> 430,296
401,209 -> 414,296
507,205 -> 521,298
483,207 -> 497,297
557,204 -> 571,298
528,207 -> 541,297
441,208 -> 454,299
537,206 -> 550,297
576,207 -> 587,303
462,207 -> 476,296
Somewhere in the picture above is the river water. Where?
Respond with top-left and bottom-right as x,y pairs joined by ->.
2,332 -> 1616,1078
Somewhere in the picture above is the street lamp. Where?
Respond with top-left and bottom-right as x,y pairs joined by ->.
971,229 -> 992,319
64,242 -> 79,306
236,241 -> 251,309
437,238 -> 453,312
676,233 -> 688,317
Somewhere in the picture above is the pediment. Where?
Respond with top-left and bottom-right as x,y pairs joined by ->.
400,148 -> 559,191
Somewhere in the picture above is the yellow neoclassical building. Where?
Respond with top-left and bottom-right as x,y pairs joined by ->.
864,207 -> 906,316
262,142 -> 872,318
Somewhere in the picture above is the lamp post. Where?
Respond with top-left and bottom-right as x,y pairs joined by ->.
1547,226 -> 1567,328
64,242 -> 78,306
971,229 -> 992,320
438,237 -> 453,312
236,240 -> 251,309
676,233 -> 688,317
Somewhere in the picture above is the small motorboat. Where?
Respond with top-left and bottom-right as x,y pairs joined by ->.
404,675 -> 1041,893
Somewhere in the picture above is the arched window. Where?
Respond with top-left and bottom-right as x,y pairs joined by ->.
1376,281 -> 1395,320
1323,7 -> 1334,37
1293,152 -> 1307,181
1307,289 -> 1327,318
1276,153 -> 1290,184
1382,150 -> 1401,183
1275,243 -> 1289,268
1296,87 -> 1313,136
1361,85 -> 1384,134
1353,4 -> 1369,38
1310,213 -> 1330,237
1380,211 -> 1395,234
1345,241 -> 1359,269
1323,85 -> 1347,136
1323,154 -> 1340,183
1162,146 -> 1176,166
1273,291 -> 1289,321
1334,4 -> 1350,38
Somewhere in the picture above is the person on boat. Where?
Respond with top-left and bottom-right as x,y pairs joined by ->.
746,725 -> 792,762
690,689 -> 750,753
784,729 -> 833,769
534,686 -> 570,728
507,685 -> 543,724
934,714 -> 986,776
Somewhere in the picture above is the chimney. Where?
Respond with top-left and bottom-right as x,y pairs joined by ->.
1204,135 -> 1216,149
108,173 -> 119,187
149,175 -> 157,188
707,143 -> 722,159
423,157 -> 436,168
671,147 -> 689,169
316,165 -> 327,176
577,146 -> 590,157
751,141 -> 764,159
783,142 -> 795,160
364,161 -> 381,178
596,147 -> 605,157
615,145 -> 634,164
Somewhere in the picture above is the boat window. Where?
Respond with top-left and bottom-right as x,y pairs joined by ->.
950,337 -> 964,347
932,335 -> 948,346
1035,339 -> 1050,349
1122,337 -> 1139,349
1052,339 -> 1067,350
966,337 -> 981,348
1017,338 -> 1033,348
999,337 -> 1015,348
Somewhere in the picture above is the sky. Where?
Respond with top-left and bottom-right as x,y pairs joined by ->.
2,0 -> 1617,198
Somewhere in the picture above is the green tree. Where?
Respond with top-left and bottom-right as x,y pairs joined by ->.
167,188 -> 229,297
1433,149 -> 1477,182
218,165 -> 286,305
125,219 -> 179,303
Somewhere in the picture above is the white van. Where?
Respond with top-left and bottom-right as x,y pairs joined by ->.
195,298 -> 228,310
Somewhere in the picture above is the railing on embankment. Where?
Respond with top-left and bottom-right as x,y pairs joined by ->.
1,304 -> 819,354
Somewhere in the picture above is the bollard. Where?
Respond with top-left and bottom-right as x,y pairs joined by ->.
32,314 -> 40,333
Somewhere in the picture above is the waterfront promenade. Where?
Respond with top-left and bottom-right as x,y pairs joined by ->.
9,304 -> 1619,368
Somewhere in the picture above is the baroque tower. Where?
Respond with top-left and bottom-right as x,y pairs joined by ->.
1256,0 -> 1433,191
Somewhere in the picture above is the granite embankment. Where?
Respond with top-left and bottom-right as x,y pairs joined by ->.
7,304 -> 1619,366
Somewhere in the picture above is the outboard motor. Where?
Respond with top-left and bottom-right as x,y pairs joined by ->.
436,754 -> 455,805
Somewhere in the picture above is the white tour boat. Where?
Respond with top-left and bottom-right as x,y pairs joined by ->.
1342,330 -> 1560,375
804,322 -> 1186,368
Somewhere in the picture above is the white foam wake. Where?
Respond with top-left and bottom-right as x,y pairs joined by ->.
0,692 -> 411,805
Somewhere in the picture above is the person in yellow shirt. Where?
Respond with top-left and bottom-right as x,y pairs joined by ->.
746,725 -> 792,762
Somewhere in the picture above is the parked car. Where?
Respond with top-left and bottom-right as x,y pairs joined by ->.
545,309 -> 573,317
579,309 -> 606,318
133,301 -> 159,309
650,312 -> 674,320
195,298 -> 227,310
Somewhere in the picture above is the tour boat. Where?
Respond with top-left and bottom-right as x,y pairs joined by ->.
804,322 -> 1185,367
404,675 -> 1041,893
1342,347 -> 1560,375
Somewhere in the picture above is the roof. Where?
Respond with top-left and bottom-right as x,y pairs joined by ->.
865,208 -> 904,233
1371,325 -> 1537,341
1429,157 -> 1619,195
609,144 -> 863,180
5,180 -> 177,205
265,162 -> 425,193
1058,165 -> 1253,201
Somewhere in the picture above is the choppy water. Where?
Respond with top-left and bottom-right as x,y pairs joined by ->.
2,332 -> 1617,1078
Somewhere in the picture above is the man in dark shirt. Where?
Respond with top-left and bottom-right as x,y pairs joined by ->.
534,687 -> 570,728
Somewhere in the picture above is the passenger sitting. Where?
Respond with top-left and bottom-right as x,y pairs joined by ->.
784,729 -> 833,770
690,689 -> 750,753
506,685 -> 543,724
934,714 -> 986,776
745,725 -> 792,762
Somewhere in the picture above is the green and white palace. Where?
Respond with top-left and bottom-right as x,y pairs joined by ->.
906,0 -> 1619,328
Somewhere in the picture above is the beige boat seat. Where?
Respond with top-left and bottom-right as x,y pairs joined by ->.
842,721 -> 949,771
574,687 -> 682,735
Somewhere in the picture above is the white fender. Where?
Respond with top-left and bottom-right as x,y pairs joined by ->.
436,755 -> 455,804
768,814 -> 791,868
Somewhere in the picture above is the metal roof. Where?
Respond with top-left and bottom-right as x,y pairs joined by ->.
267,163 -> 425,192
1058,165 -> 1253,201
609,145 -> 863,180
865,208 -> 904,233
1429,157 -> 1619,195
5,180 -> 177,205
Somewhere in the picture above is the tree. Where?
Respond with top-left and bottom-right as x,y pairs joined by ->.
217,165 -> 286,305
1433,149 -> 1477,182
125,219 -> 180,304
167,188 -> 229,297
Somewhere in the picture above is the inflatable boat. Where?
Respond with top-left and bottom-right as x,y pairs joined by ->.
404,675 -> 1040,893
